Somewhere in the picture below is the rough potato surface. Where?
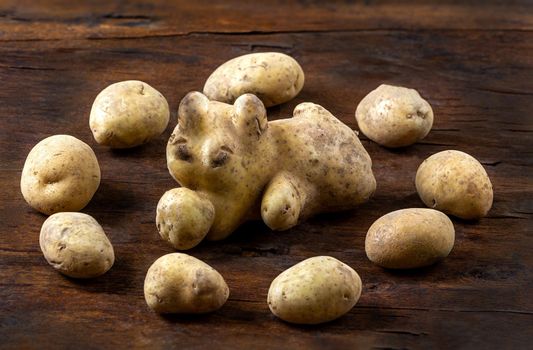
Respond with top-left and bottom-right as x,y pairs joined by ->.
20,135 -> 101,215
203,52 -> 304,107
165,92 -> 376,246
365,208 -> 455,269
144,253 -> 229,314
40,212 -> 114,278
90,80 -> 170,148
416,150 -> 493,219
356,84 -> 433,147
267,256 -> 362,324
156,188 -> 215,250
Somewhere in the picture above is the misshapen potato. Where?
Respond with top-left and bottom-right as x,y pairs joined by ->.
21,135 -> 101,215
144,253 -> 229,314
156,188 -> 215,250
90,80 -> 170,148
416,150 -> 493,219
365,208 -> 455,269
40,212 -> 114,278
268,256 -> 362,324
203,52 -> 304,107
165,92 -> 376,247
356,84 -> 433,147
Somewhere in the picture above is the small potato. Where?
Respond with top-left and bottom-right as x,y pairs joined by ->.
416,150 -> 493,219
156,188 -> 215,250
268,256 -> 362,324
40,212 -> 114,278
203,52 -> 304,107
365,208 -> 455,269
144,253 -> 229,314
90,80 -> 170,148
20,135 -> 101,215
356,84 -> 433,147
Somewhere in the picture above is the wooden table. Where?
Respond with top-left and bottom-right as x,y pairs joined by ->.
1,1 -> 532,349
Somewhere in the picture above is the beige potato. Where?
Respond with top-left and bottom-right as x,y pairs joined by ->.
90,80 -> 170,148
356,84 -> 434,147
267,256 -> 362,324
156,188 -> 215,250
144,253 -> 229,314
20,135 -> 101,215
165,92 -> 376,246
365,208 -> 455,269
416,150 -> 493,219
40,212 -> 114,278
203,52 -> 305,107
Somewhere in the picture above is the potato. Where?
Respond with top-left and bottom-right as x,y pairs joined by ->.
144,253 -> 229,314
39,212 -> 114,278
203,52 -> 304,107
267,256 -> 362,324
156,188 -> 215,250
355,84 -> 434,147
20,135 -> 101,215
90,80 -> 170,148
365,208 -> 455,269
416,150 -> 493,219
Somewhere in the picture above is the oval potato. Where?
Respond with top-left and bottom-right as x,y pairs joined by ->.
356,84 -> 433,147
156,188 -> 215,250
416,150 -> 493,219
365,208 -> 455,269
40,212 -> 114,278
144,253 -> 229,314
203,52 -> 304,107
268,256 -> 362,324
90,80 -> 170,148
20,135 -> 101,215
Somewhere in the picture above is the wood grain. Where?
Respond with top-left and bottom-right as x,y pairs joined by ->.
1,1 -> 532,349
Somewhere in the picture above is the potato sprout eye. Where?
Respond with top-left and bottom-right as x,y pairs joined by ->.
211,150 -> 229,168
176,144 -> 192,162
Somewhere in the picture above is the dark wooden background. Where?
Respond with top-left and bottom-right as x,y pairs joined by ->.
1,1 -> 532,349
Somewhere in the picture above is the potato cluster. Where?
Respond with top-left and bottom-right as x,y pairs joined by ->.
19,51 -> 493,325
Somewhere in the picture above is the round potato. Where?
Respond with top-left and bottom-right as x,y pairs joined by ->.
90,80 -> 170,148
203,52 -> 305,107
144,253 -> 229,314
20,135 -> 101,215
355,84 -> 433,147
156,188 -> 215,250
365,208 -> 455,269
268,256 -> 362,324
40,212 -> 114,278
416,150 -> 493,219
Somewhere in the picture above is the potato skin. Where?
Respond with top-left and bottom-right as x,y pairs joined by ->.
90,80 -> 170,148
144,253 -> 229,314
356,84 -> 433,147
39,212 -> 114,278
365,208 -> 455,269
20,135 -> 101,215
156,188 -> 215,250
416,150 -> 493,219
268,256 -> 362,324
203,52 -> 304,107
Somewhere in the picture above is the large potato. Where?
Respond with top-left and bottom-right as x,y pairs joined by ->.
90,80 -> 170,148
356,84 -> 433,147
416,150 -> 493,219
156,188 -> 215,250
144,253 -> 229,314
203,52 -> 304,107
268,256 -> 362,324
40,212 -> 114,278
365,208 -> 455,269
20,135 -> 101,215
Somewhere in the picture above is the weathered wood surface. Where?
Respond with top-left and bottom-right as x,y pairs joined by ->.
1,1 -> 532,349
